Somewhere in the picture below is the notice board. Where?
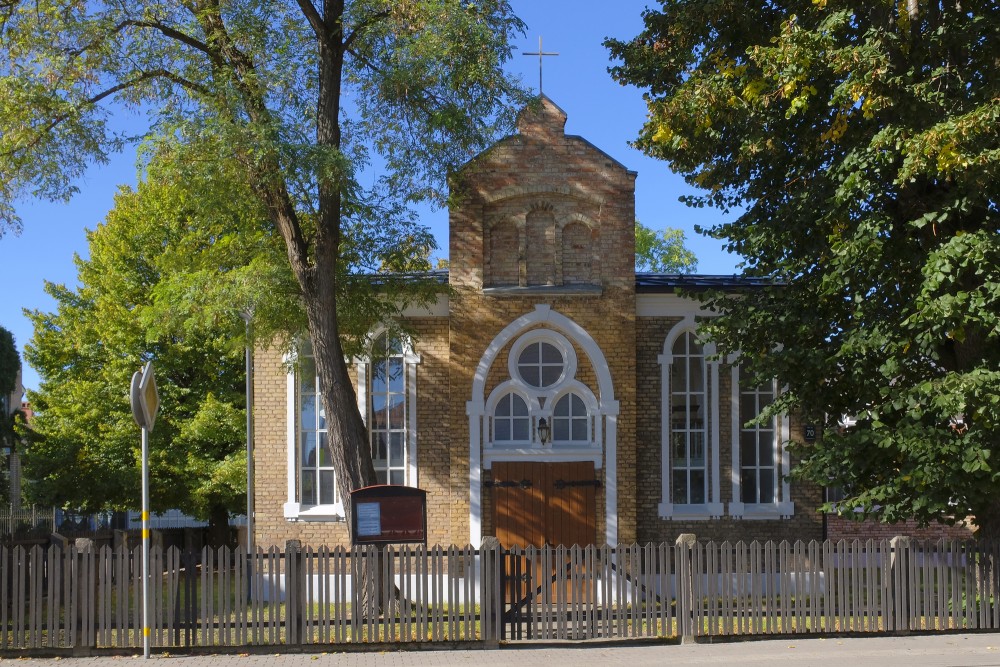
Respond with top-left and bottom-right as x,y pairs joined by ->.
350,485 -> 427,545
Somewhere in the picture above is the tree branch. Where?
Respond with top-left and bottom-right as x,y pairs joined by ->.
295,0 -> 328,48
1,69 -> 209,159
343,9 -> 390,53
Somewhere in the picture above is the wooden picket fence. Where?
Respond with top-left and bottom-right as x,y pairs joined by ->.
1,538 -> 998,651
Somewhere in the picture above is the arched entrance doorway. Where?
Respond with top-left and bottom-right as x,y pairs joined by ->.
468,305 -> 619,548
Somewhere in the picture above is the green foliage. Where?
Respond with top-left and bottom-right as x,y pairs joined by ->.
610,3 -> 1000,533
635,221 -> 698,273
0,0 -> 526,517
0,326 -> 17,398
21,145 -> 260,518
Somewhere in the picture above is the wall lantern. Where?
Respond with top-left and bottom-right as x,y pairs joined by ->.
537,417 -> 551,446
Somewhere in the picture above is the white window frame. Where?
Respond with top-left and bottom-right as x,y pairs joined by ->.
284,335 -> 420,522
728,364 -> 793,519
658,317 -> 724,520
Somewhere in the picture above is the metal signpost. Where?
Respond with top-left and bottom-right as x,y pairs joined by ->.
129,362 -> 159,659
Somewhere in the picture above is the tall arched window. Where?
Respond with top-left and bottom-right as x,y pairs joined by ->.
728,364 -> 794,518
296,340 -> 337,507
369,334 -> 407,485
285,332 -> 420,520
670,332 -> 707,505
739,371 -> 776,504
658,320 -> 724,520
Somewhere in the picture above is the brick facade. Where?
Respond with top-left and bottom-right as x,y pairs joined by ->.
250,96 -> 961,550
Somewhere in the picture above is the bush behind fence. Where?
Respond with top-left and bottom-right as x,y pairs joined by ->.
0,538 -> 998,651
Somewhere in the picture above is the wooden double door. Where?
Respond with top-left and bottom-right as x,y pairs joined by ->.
492,461 -> 599,549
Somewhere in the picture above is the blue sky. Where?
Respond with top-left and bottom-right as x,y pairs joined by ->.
0,1 -> 739,392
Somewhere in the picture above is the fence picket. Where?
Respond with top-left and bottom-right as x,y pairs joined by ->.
0,538 -> 996,649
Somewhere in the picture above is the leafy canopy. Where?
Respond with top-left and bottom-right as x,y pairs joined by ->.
21,143 -> 265,519
0,327 -> 17,400
2,0 -> 528,532
635,221 -> 698,273
609,2 -> 1000,532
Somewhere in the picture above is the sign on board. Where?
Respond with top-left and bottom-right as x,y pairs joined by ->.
350,485 -> 427,546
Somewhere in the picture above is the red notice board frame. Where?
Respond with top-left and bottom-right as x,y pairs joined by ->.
350,485 -> 427,546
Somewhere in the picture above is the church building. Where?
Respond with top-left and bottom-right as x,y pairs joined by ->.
249,97 -> 828,550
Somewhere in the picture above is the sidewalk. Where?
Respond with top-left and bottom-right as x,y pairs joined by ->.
4,634 -> 1000,667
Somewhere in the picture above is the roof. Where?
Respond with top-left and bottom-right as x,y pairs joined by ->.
634,273 -> 775,293
367,269 -> 773,293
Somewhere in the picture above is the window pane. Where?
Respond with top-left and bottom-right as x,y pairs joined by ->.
672,472 -> 688,504
496,395 -> 511,417
688,359 -> 703,393
690,433 -> 705,465
390,432 -> 404,466
760,470 -> 775,503
690,470 -> 705,503
319,471 -> 336,505
520,343 -> 539,364
541,342 -> 562,364
571,418 -> 587,442
299,360 -> 316,394
388,396 -> 404,429
300,400 -> 316,429
513,417 -> 529,441
319,432 -> 330,466
572,394 -> 585,413
371,360 -> 388,394
554,395 -> 569,416
553,419 -> 569,441
302,432 -> 317,467
376,470 -> 387,485
541,365 -> 561,387
759,439 -> 774,467
387,359 -> 404,393
740,433 -> 757,465
302,473 -> 316,505
495,419 -> 510,441
390,470 -> 404,485
521,366 -> 540,387
671,363 -> 685,391
740,394 -> 758,422
672,433 -> 686,464
512,394 -> 528,416
741,471 -> 757,504
373,432 -> 387,462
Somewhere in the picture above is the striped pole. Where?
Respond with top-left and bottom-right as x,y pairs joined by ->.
142,425 -> 150,658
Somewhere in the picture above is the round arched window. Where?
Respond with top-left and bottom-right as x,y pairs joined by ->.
516,341 -> 564,388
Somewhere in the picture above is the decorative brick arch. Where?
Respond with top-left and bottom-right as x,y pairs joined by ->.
467,304 -> 620,546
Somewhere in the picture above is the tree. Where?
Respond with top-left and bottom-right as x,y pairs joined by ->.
0,326 -> 20,504
1,0 -> 527,536
0,326 -> 17,404
635,221 -> 697,273
609,3 -> 1000,537
22,153 -> 262,544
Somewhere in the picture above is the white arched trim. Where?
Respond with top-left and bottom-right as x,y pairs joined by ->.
469,305 -> 619,547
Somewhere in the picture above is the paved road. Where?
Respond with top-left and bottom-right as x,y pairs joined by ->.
5,634 -> 1000,667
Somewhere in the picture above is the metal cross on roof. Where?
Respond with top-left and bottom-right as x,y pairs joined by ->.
523,36 -> 559,95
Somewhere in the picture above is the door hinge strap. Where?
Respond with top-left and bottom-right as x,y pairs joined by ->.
485,479 -> 533,489
554,479 -> 602,490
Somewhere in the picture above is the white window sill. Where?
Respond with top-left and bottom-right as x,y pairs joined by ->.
728,501 -> 795,520
283,501 -> 345,522
658,502 -> 725,520
483,446 -> 603,469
